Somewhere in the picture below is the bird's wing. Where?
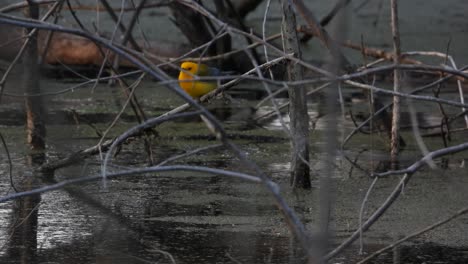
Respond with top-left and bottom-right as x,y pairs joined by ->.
207,66 -> 221,76
193,64 -> 211,77
199,64 -> 233,77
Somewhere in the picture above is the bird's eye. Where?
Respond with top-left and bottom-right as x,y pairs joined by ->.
187,67 -> 192,71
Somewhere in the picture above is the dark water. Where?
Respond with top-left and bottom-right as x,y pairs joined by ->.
1,76 -> 467,263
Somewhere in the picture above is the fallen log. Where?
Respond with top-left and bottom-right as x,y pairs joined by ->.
0,24 -> 189,69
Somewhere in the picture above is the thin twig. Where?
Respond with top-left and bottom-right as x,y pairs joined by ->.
374,141 -> 468,177
0,165 -> 263,204
325,140 -> 468,260
357,206 -> 468,263
390,0 -> 402,164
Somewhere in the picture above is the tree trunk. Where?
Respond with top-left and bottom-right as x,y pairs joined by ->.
281,0 -> 311,189
169,1 -> 217,56
23,1 -> 45,164
390,0 -> 401,166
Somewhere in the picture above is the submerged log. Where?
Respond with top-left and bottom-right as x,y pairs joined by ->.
42,33 -> 104,66
0,24 -> 189,69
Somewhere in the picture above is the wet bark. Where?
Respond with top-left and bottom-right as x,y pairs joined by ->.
232,0 -> 264,18
23,0 -> 45,164
390,0 -> 401,166
169,1 -> 218,56
170,1 -> 254,71
281,0 -> 311,189
6,2 -> 45,263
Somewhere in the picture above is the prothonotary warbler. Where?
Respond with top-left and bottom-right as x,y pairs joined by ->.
178,61 -> 222,98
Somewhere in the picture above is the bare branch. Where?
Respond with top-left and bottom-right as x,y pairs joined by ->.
374,141 -> 468,177
0,165 -> 263,204
358,206 -> 468,263
325,141 -> 468,260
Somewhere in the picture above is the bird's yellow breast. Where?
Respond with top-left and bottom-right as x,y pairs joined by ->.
178,62 -> 218,98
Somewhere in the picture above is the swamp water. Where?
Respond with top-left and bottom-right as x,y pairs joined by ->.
0,77 -> 467,263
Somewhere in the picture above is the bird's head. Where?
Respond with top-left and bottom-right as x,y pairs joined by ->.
181,61 -> 199,75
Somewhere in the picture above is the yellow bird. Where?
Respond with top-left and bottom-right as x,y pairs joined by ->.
178,61 -> 220,98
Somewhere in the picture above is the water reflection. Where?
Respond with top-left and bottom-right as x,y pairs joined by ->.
5,177 -> 41,264
0,68 -> 467,264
